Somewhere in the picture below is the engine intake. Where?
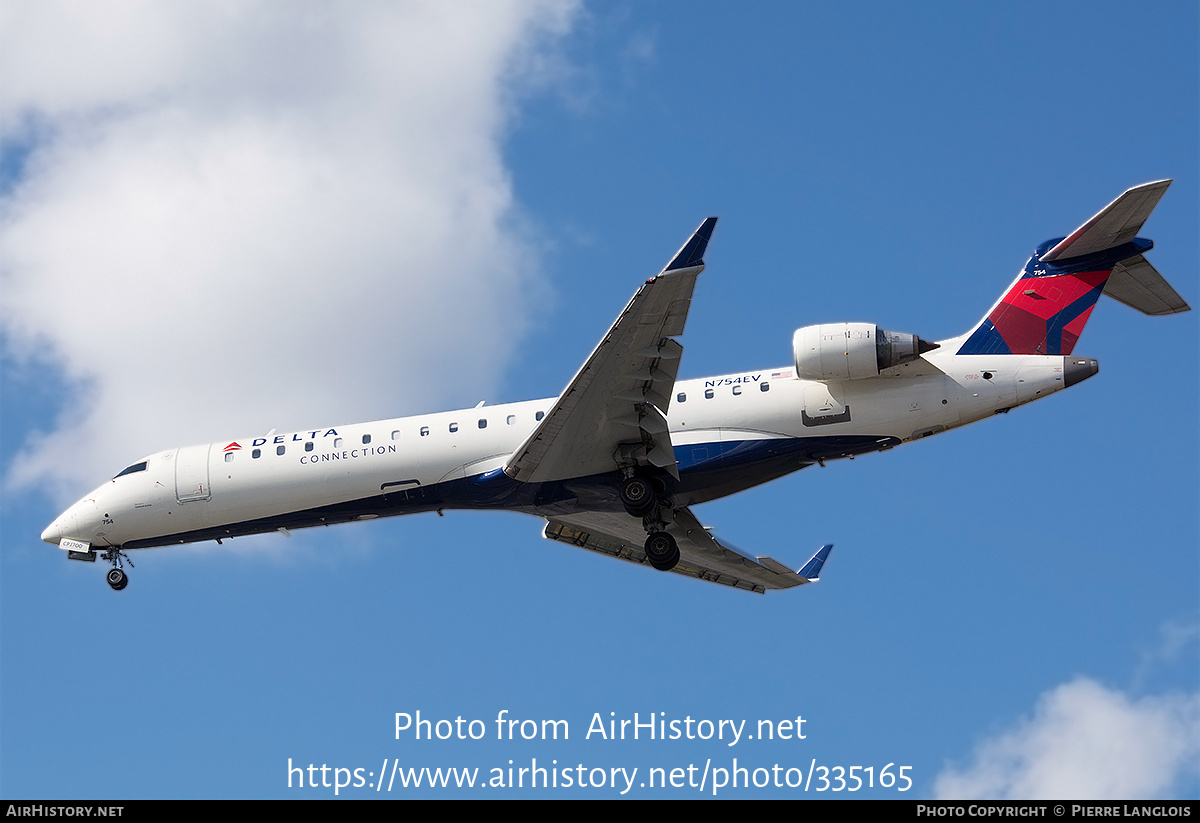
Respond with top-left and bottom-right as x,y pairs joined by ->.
793,323 -> 938,381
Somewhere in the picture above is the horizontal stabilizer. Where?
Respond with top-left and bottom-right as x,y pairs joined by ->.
1041,180 -> 1170,261
1104,254 -> 1191,315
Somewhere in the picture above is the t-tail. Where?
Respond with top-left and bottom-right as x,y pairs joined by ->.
957,180 -> 1190,356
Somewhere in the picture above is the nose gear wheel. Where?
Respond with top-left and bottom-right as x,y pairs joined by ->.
100,549 -> 134,591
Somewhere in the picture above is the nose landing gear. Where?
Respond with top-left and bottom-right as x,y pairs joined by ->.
100,549 -> 133,591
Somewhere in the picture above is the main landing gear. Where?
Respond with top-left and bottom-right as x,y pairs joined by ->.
618,475 -> 657,518
619,471 -> 681,572
643,530 -> 679,571
101,549 -> 133,591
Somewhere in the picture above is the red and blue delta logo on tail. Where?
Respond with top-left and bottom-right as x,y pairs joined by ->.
958,237 -> 1152,356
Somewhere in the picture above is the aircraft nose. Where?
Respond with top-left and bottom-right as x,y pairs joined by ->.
41,506 -> 79,546
41,519 -> 63,545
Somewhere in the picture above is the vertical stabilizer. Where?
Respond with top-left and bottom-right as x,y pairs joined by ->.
957,181 -> 1184,355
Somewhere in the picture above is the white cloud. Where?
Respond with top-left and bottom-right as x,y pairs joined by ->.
1133,618 -> 1200,692
933,677 -> 1200,800
0,1 -> 578,503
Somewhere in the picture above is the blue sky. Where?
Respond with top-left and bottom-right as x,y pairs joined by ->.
1,1 -> 1196,799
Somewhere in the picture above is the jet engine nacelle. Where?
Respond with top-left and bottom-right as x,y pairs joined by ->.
792,323 -> 937,381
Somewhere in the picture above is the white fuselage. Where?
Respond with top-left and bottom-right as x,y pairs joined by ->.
41,347 -> 1087,552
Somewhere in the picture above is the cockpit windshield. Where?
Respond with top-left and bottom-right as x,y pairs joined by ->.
113,461 -> 148,479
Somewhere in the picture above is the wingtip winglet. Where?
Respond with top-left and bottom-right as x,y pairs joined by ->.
665,217 -> 718,272
798,543 -> 834,581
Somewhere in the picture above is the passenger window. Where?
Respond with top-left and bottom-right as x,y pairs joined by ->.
535,411 -> 545,421
224,452 -> 234,463
392,430 -> 400,440
449,422 -> 459,433
677,392 -> 686,403
478,419 -> 487,429
704,389 -> 714,399
732,385 -> 742,396
305,442 -> 314,452
362,434 -> 371,444
506,415 -> 516,425
277,445 -> 285,456
334,438 -> 344,448
252,449 -> 261,459
420,427 -> 430,437
760,382 -> 770,392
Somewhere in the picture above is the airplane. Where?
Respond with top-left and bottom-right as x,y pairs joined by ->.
41,181 -> 1189,593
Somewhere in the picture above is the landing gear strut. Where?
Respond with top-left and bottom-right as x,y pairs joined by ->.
616,467 -> 678,571
100,549 -> 133,591
644,530 -> 679,572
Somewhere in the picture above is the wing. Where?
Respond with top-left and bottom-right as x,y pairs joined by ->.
504,218 -> 717,484
543,508 -> 832,594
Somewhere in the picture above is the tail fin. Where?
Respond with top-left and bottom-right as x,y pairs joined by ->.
957,180 -> 1188,356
